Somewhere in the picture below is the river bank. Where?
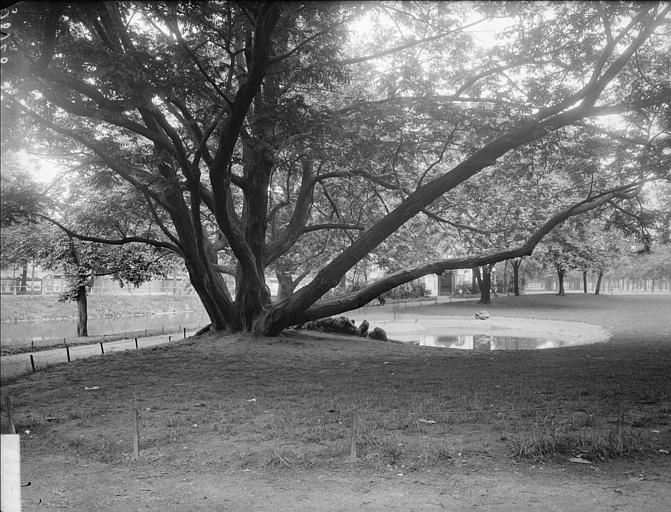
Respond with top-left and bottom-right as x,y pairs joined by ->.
0,294 -> 205,323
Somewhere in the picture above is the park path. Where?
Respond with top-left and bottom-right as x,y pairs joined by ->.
0,330 -> 198,380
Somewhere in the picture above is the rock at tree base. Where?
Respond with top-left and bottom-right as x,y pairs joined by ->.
308,316 -> 357,335
356,320 -> 369,337
474,311 -> 490,320
368,327 -> 388,341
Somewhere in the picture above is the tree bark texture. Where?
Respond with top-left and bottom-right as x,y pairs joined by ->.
76,285 -> 88,337
594,271 -> 604,295
478,265 -> 492,305
557,265 -> 566,296
512,259 -> 522,296
19,265 -> 28,293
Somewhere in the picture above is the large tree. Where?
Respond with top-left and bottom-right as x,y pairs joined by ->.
2,1 -> 669,335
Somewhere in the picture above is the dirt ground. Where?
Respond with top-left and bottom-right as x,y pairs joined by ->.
1,293 -> 670,511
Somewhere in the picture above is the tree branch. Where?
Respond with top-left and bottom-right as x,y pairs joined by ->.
292,182 -> 643,323
210,4 -> 280,270
10,99 -> 173,212
36,214 -> 181,253
302,223 -> 364,233
325,17 -> 491,68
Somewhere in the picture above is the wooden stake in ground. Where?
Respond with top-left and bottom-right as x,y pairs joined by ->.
350,408 -> 358,462
617,400 -> 625,456
4,397 -> 16,434
133,407 -> 140,460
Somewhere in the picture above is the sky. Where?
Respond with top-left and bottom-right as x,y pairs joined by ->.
14,149 -> 63,184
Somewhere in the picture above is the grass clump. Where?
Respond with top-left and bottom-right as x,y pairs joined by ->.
510,427 -> 651,462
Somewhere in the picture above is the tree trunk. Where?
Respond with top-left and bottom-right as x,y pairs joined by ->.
583,270 -> 588,293
19,264 -> 28,294
594,271 -> 604,296
473,267 -> 482,295
185,258 -> 241,332
478,265 -> 492,305
556,265 -> 566,296
76,285 -> 88,337
512,258 -> 522,296
503,260 -> 509,294
236,144 -> 273,329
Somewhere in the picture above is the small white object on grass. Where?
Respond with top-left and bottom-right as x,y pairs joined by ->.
569,457 -> 592,464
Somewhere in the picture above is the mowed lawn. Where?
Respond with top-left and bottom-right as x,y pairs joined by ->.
1,293 -> 670,511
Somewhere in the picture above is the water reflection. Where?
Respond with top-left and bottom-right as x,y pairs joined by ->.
406,334 -> 563,350
0,310 -> 208,349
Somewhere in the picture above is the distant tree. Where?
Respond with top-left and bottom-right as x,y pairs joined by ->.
0,156 -> 176,336
40,229 -> 173,336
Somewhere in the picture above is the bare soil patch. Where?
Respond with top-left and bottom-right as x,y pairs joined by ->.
1,293 -> 670,511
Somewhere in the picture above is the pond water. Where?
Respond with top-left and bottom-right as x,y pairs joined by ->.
382,316 -> 608,351
408,334 -> 562,350
0,310 -> 209,349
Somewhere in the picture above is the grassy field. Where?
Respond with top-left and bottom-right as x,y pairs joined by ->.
1,293 -> 670,511
0,294 -> 204,323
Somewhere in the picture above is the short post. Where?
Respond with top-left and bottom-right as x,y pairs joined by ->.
133,407 -> 140,460
100,342 -> 105,355
31,340 -> 34,351
183,328 -> 187,339
30,354 -> 36,373
64,337 -> 66,344
168,335 -> 172,342
144,329 -> 148,337
134,337 -> 138,349
350,408 -> 358,463
4,396 -> 17,434
66,346 -> 71,363
617,400 -> 625,456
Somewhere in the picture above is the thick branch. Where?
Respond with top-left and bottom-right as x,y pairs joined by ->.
271,92 -> 647,326
210,4 -> 280,270
37,214 -> 181,254
12,100 -> 172,212
302,223 -> 364,233
292,182 -> 642,323
264,159 -> 316,265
